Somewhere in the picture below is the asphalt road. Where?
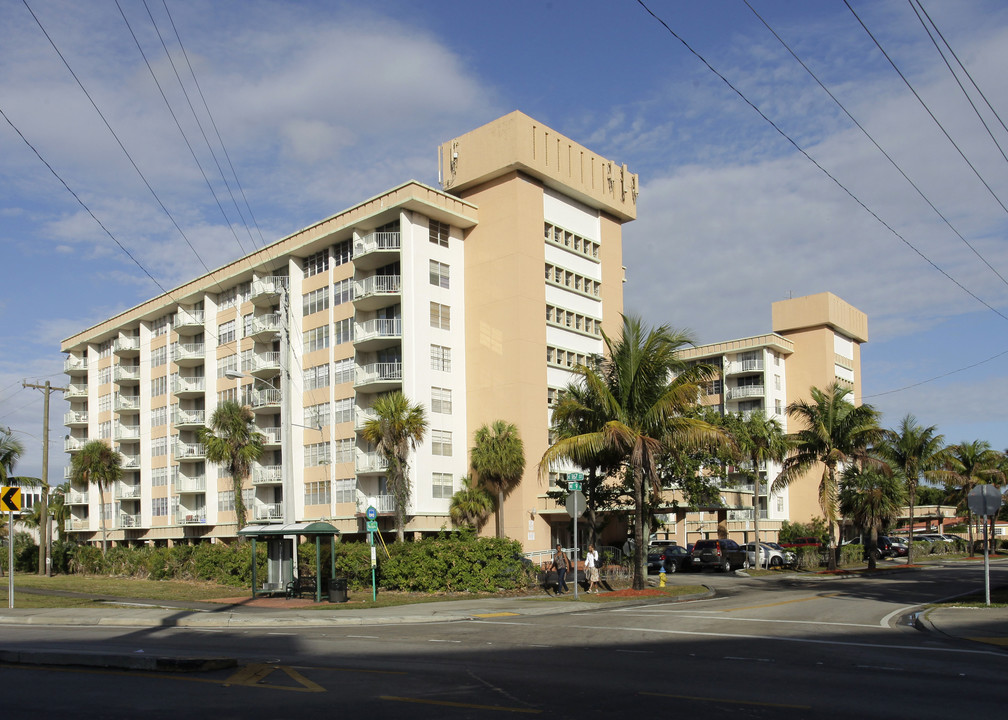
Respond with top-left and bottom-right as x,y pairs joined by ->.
1,563 -> 1005,719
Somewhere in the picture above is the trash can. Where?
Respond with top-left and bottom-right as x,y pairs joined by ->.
328,577 -> 348,603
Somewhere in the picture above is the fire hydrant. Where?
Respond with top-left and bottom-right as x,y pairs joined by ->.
659,567 -> 666,587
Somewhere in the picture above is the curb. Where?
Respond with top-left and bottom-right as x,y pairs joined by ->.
0,648 -> 236,672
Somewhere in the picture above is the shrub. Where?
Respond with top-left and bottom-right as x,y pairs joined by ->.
793,546 -> 822,570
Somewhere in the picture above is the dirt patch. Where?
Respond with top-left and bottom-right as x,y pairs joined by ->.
601,588 -> 668,598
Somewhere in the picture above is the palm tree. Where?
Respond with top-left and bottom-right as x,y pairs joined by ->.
773,382 -> 883,571
47,482 -> 70,540
540,315 -> 726,590
69,440 -> 122,554
0,429 -> 24,485
839,464 -> 906,570
877,415 -> 946,564
361,391 -> 428,542
729,411 -> 790,568
939,441 -> 1004,555
199,401 -> 264,532
449,474 -> 495,529
470,420 -> 526,538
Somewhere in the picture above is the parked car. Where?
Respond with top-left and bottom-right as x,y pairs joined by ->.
691,538 -> 748,572
742,542 -> 791,568
888,537 -> 909,557
763,542 -> 797,566
660,545 -> 692,574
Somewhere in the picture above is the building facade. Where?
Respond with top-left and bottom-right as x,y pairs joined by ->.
60,111 -> 637,551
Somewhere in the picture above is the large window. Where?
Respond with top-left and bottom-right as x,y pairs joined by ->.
431,387 -> 452,414
217,353 -> 239,378
303,287 -> 330,316
334,397 -> 353,424
334,318 -> 353,345
333,438 -> 353,464
218,319 -> 236,344
151,345 -> 167,367
305,402 -> 330,428
304,364 -> 330,391
304,325 -> 329,353
432,472 -> 453,499
333,478 -> 356,503
151,376 -> 167,396
152,497 -> 169,516
430,345 -> 451,372
334,358 -> 354,384
333,240 -> 352,266
431,430 -> 452,456
152,467 -> 169,486
304,249 -> 329,277
305,442 -> 330,468
333,278 -> 353,305
430,302 -> 450,330
305,481 -> 331,506
429,220 -> 449,247
429,260 -> 449,289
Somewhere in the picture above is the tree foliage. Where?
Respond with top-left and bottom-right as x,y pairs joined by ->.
200,401 -> 264,532
69,440 -> 123,554
470,420 -> 526,538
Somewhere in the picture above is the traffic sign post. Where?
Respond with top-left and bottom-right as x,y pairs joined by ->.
2,487 -> 20,609
365,509 -> 379,602
566,474 -> 586,599
968,485 -> 1003,607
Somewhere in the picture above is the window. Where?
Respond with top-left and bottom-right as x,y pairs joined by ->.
304,249 -> 329,277
98,394 -> 111,413
303,287 -> 330,316
333,240 -> 352,266
333,478 -> 356,503
304,364 -> 330,391
304,325 -> 329,353
152,437 -> 167,456
334,318 -> 353,345
333,278 -> 353,305
430,302 -> 450,330
243,314 -> 253,337
429,220 -> 449,247
152,497 -> 168,516
333,358 -> 354,384
305,402 -> 331,428
152,314 -> 170,337
152,467 -> 168,486
432,472 -> 453,499
333,397 -> 352,424
305,481 -> 331,506
152,406 -> 167,427
774,374 -> 781,390
333,438 -> 353,464
151,376 -> 167,396
305,442 -> 330,467
218,286 -> 238,310
430,345 -> 451,372
151,346 -> 167,367
98,367 -> 111,385
431,387 -> 452,414
429,260 -> 449,288
775,399 -> 782,415
99,421 -> 111,439
217,354 -> 239,378
431,430 -> 452,456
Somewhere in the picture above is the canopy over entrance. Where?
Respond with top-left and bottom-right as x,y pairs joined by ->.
238,521 -> 340,602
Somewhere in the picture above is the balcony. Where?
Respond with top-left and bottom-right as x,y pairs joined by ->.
252,464 -> 282,485
725,358 -> 764,375
354,406 -> 377,431
250,387 -> 281,412
117,512 -> 142,529
173,309 -> 205,334
254,502 -> 283,522
114,424 -> 140,442
113,365 -> 141,384
114,394 -> 141,413
354,362 -> 402,392
256,426 -> 281,447
251,276 -> 288,307
67,490 -> 89,505
173,408 -> 206,427
68,518 -> 91,532
173,470 -> 206,493
64,410 -> 89,427
176,511 -> 207,525
64,436 -> 86,453
355,450 -> 388,474
120,452 -> 140,469
353,274 -> 400,311
353,231 -> 400,270
353,318 -> 402,351
175,441 -> 206,460
173,343 -> 206,366
64,355 -> 88,375
726,385 -> 765,401
171,376 -> 205,397
250,351 -> 282,377
113,336 -> 141,356
248,313 -> 282,340
114,482 -> 141,501
358,494 -> 395,514
65,383 -> 88,399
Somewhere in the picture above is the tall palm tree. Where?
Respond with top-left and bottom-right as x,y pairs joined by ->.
773,382 -> 883,571
540,315 -> 726,590
200,401 -> 264,532
729,411 -> 790,568
361,391 -> 428,542
938,441 -> 1003,555
877,415 -> 946,564
449,474 -> 495,529
0,429 -> 24,485
69,440 -> 122,554
47,482 -> 70,540
839,464 -> 906,570
470,420 -> 526,538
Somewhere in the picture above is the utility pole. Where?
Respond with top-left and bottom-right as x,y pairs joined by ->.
23,380 -> 67,577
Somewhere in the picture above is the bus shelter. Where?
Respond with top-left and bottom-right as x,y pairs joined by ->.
237,521 -> 340,603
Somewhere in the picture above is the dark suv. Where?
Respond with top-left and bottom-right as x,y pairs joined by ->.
691,539 -> 748,572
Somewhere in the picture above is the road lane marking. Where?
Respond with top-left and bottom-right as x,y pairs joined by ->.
427,639 -> 461,643
722,592 -> 841,612
647,613 -> 879,629
472,612 -> 520,618
640,690 -> 810,710
224,663 -> 325,693
346,635 -> 379,639
381,695 -> 541,713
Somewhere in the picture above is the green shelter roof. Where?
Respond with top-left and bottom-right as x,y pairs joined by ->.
237,521 -> 340,538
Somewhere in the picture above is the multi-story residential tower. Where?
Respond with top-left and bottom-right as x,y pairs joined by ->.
60,111 -> 637,551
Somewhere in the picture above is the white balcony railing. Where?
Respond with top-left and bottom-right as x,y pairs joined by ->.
173,343 -> 206,362
173,309 -> 205,328
173,470 -> 206,493
354,274 -> 401,299
66,383 -> 88,399
171,376 -> 205,394
354,406 -> 377,430
176,511 -> 207,525
359,494 -> 395,514
355,362 -> 402,386
64,356 -> 88,373
725,358 -> 764,375
250,387 -> 281,408
115,483 -> 141,500
64,436 -> 86,452
174,441 -> 206,460
114,365 -> 141,382
118,512 -> 141,528
256,426 -> 281,445
355,451 -> 388,473
251,276 -> 288,299
250,313 -> 282,336
255,502 -> 283,521
354,230 -> 401,256
173,408 -> 206,426
120,452 -> 140,469
354,318 -> 401,342
114,394 -> 141,412
252,465 -> 282,484
250,351 -> 281,373
69,518 -> 91,531
113,337 -> 141,354
726,385 -> 765,401
67,490 -> 89,504
64,410 -> 89,425
114,424 -> 140,441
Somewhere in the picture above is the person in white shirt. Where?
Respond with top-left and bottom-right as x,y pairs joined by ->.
586,544 -> 601,593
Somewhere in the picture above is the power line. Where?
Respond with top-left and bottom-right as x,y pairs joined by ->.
863,346 -> 1008,398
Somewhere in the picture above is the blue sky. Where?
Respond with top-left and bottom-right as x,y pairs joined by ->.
3,0 -> 1008,481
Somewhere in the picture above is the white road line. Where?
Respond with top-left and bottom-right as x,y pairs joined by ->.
346,635 -> 379,639
857,665 -> 903,671
878,589 -> 987,628
566,623 -> 1007,657
428,639 -> 461,643
615,649 -> 653,654
650,613 -> 880,629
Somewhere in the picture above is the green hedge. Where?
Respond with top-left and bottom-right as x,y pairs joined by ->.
67,542 -> 267,587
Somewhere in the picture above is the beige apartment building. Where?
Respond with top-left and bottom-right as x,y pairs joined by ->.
60,111 -> 638,552
660,291 -> 868,545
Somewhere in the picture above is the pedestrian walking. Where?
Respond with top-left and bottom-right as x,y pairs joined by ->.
586,544 -> 600,593
552,543 -> 571,594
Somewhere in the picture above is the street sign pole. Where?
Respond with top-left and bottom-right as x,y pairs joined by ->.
567,473 -> 585,600
967,485 -> 1003,607
7,510 -> 13,609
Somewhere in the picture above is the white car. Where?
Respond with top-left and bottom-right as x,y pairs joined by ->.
742,542 -> 794,568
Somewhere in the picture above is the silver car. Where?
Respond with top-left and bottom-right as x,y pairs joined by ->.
742,542 -> 794,568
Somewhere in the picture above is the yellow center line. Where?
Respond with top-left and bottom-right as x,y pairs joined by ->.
722,592 -> 841,612
641,691 -> 811,710
381,696 -> 542,714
